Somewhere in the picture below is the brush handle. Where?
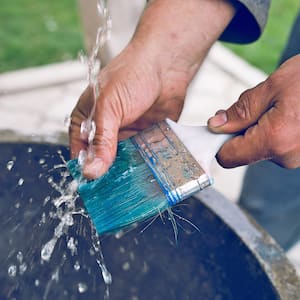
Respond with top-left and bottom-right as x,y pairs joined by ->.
166,119 -> 233,175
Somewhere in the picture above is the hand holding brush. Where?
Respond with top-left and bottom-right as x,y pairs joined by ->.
69,0 -> 237,179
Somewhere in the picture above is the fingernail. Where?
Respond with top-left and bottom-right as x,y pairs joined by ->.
84,157 -> 104,179
209,111 -> 227,128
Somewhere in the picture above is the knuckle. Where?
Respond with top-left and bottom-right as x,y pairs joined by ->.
234,90 -> 254,121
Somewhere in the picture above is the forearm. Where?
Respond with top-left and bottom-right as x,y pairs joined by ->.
131,0 -> 237,80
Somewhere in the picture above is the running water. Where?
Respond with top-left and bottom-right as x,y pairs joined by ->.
4,1 -> 113,299
78,0 -> 112,166
41,0 -> 112,297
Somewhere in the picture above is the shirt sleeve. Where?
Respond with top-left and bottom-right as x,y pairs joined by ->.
220,0 -> 271,44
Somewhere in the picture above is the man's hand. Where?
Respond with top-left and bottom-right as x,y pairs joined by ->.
69,0 -> 236,179
208,54 -> 300,169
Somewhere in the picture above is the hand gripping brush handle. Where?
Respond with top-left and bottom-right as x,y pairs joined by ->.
67,119 -> 232,235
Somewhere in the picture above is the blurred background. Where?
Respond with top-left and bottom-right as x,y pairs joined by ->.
0,0 -> 299,74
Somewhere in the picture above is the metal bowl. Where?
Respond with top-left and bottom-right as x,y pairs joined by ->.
0,131 -> 299,300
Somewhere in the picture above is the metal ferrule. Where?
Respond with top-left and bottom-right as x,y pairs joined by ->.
166,174 -> 212,206
131,121 -> 212,206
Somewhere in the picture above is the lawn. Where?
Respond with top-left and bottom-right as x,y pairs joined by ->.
0,1 -> 299,74
0,0 -> 84,73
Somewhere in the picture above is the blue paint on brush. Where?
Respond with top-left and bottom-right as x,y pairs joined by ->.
67,121 -> 229,235
67,139 -> 170,235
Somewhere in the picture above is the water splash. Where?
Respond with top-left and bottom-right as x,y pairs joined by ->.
17,178 -> 24,186
5,1 -> 113,298
78,282 -> 88,293
4,145 -> 113,299
6,160 -> 14,171
8,265 -> 17,278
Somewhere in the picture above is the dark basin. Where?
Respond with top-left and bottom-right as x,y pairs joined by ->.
0,137 -> 299,300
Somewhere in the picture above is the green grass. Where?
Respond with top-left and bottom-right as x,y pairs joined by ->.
0,0 -> 84,73
224,0 -> 300,74
0,1 -> 299,74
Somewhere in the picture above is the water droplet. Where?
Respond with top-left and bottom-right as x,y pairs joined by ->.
19,263 -> 27,275
51,268 -> 60,282
99,264 -> 112,285
114,230 -> 126,239
16,251 -> 23,263
78,50 -> 87,65
88,120 -> 96,144
41,238 -> 57,262
14,202 -> 20,209
6,160 -> 14,171
18,178 -> 24,186
40,212 -> 46,224
39,158 -> 46,165
78,150 -> 87,166
27,147 -> 32,153
67,237 -> 77,255
74,261 -> 81,271
78,282 -> 88,293
64,115 -> 71,128
129,252 -> 135,261
65,214 -> 74,226
8,265 -> 17,277
43,196 -> 51,205
122,262 -> 130,271
80,119 -> 90,140
35,279 -> 40,287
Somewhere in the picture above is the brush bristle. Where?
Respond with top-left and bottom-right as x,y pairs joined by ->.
67,139 -> 169,235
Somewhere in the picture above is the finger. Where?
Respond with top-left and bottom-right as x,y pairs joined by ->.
208,81 -> 273,134
82,97 -> 121,179
69,87 -> 94,158
69,119 -> 88,159
216,120 -> 271,168
118,130 -> 138,141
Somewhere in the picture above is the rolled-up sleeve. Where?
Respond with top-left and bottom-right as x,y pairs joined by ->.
220,0 -> 271,44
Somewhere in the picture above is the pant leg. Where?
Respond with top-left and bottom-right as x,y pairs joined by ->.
278,12 -> 300,65
239,161 -> 300,250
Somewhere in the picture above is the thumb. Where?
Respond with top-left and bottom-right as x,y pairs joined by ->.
83,105 -> 121,179
207,81 -> 273,134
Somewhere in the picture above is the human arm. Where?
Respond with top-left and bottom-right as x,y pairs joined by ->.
70,0 -> 237,179
208,54 -> 300,169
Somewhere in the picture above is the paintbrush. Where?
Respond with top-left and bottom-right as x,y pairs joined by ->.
67,119 -> 231,235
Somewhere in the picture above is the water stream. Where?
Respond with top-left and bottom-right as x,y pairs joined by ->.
4,1 -> 113,299
78,0 -> 112,165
